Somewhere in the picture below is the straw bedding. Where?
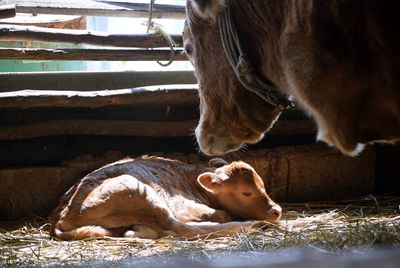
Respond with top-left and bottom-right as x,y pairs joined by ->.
1,194 -> 399,267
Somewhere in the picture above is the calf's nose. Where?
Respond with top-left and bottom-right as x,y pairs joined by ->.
268,205 -> 282,221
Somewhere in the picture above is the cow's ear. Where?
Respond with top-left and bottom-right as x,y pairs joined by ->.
191,0 -> 225,21
208,158 -> 229,168
197,172 -> 224,193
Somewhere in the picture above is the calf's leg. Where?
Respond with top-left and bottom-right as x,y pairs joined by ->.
171,199 -> 233,223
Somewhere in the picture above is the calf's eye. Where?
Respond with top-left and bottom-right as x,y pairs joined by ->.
242,192 -> 252,197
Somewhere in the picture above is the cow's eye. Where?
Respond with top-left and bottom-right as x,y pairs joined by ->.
242,192 -> 252,197
184,44 -> 193,56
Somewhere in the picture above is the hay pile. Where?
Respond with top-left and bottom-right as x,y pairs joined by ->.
1,194 -> 399,267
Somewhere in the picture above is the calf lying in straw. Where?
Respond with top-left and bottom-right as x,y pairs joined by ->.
50,156 -> 281,240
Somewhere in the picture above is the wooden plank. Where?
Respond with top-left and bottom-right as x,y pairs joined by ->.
0,118 -> 314,140
0,47 -> 186,61
3,0 -> 186,19
268,120 -> 315,135
0,119 -> 198,140
0,25 -> 183,47
1,14 -> 87,29
0,86 -> 199,108
0,71 -> 197,91
0,4 -> 16,19
0,152 -> 126,219
0,105 -> 199,126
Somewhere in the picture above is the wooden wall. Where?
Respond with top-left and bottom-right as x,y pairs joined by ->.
0,0 -> 398,221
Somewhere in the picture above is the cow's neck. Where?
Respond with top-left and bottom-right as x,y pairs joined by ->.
231,0 -> 289,94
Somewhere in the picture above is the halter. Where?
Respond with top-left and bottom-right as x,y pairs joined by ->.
218,0 -> 294,111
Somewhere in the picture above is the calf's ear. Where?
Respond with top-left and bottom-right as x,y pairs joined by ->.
197,172 -> 224,193
190,0 -> 225,21
208,158 -> 229,168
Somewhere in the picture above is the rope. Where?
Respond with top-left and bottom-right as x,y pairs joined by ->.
146,0 -> 155,33
218,0 -> 294,111
146,0 -> 176,67
151,25 -> 177,67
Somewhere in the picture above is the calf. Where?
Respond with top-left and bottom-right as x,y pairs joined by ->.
50,156 -> 281,240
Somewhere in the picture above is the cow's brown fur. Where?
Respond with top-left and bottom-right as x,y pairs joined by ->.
49,156 -> 281,240
184,0 -> 400,156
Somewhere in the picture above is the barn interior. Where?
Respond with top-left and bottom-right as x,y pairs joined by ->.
0,1 -> 399,267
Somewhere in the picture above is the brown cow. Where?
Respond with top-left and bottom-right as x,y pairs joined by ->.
184,0 -> 400,156
49,156 -> 281,240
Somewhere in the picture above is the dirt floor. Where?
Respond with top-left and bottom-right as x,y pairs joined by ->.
0,194 -> 399,267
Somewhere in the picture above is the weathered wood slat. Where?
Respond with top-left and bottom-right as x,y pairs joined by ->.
268,120 -> 316,135
0,4 -> 16,19
0,105 -> 199,125
0,71 -> 197,91
0,151 -> 127,219
2,0 -> 185,19
0,25 -> 182,47
0,119 -> 198,140
0,47 -> 186,61
0,118 -> 314,140
0,87 -> 315,135
0,87 -> 199,108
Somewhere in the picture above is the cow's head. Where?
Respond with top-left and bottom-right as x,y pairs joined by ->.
198,159 -> 282,223
184,0 -> 281,155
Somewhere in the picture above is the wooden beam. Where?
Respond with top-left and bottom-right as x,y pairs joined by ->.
0,118 -> 314,141
0,4 -> 16,19
268,120 -> 316,135
0,119 -> 198,140
0,47 -> 186,61
0,153 -> 127,219
3,0 -> 185,19
0,86 -> 199,108
0,71 -> 197,91
0,25 -> 183,47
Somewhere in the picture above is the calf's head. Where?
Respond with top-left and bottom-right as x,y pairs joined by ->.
198,159 -> 282,223
184,0 -> 281,155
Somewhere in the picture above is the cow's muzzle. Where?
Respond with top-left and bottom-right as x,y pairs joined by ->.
195,125 -> 242,156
